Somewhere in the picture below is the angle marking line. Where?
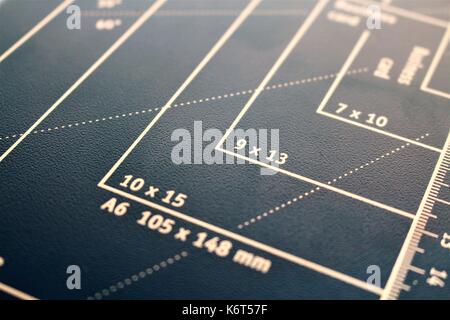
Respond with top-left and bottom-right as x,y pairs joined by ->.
0,0 -> 168,163
381,131 -> 450,300
99,0 -> 263,186
0,282 -> 38,300
316,30 -> 370,113
216,0 -> 330,148
0,0 -> 75,63
81,9 -> 309,17
0,68 -> 368,142
0,68 -> 368,141
238,135 -> 427,229
217,147 -> 415,220
97,183 -> 383,296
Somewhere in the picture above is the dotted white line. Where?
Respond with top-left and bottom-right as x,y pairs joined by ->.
237,134 -> 430,229
87,251 -> 188,300
0,68 -> 368,142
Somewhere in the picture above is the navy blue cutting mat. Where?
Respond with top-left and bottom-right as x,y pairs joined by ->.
0,0 -> 449,300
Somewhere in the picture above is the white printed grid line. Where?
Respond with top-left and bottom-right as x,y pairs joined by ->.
0,0 -> 168,163
214,17 -> 413,219
216,0 -> 330,149
99,0 -> 384,296
218,146 -> 415,220
237,134 -> 428,229
100,181 -> 384,296
0,0 -> 75,63
315,28 -> 443,153
0,68 -> 368,142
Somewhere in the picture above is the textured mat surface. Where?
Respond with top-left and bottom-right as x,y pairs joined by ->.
0,0 -> 449,299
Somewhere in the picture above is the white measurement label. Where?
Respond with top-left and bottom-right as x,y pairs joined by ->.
99,197 -> 272,274
335,103 -> 389,128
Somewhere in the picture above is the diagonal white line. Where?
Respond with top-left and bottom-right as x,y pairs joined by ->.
99,0 -> 263,186
0,0 -> 167,163
0,0 -> 75,63
0,282 -> 38,300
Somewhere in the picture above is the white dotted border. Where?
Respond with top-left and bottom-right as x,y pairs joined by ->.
87,251 -> 188,300
0,68 -> 368,142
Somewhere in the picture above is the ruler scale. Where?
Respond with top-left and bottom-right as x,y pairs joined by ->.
383,131 -> 450,300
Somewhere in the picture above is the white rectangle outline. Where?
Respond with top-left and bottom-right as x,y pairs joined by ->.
216,29 -> 414,220
315,1 -> 450,151
0,0 -> 168,163
315,29 -> 443,153
421,24 -> 450,100
98,0 -> 386,296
